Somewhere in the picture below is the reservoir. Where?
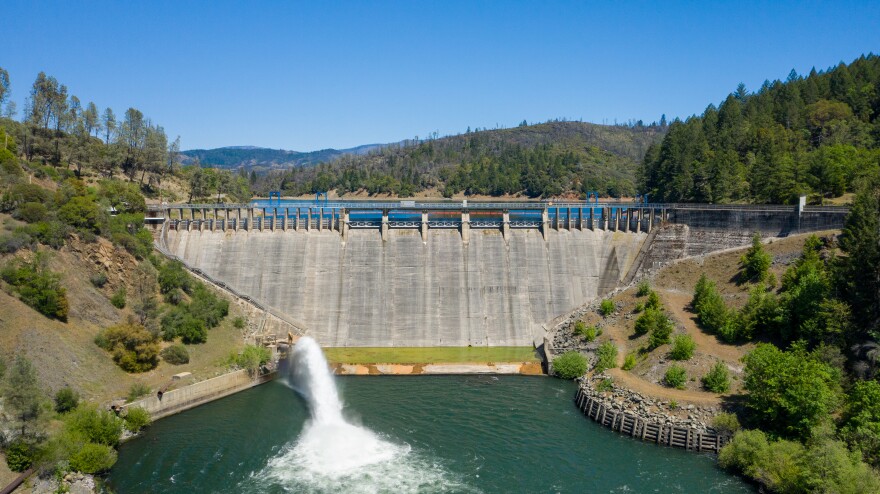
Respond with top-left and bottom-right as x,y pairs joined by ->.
108,374 -> 750,493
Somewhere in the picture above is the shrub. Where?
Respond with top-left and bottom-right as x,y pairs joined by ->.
232,316 -> 246,329
188,284 -> 229,328
0,230 -> 35,253
123,407 -> 152,433
552,351 -> 588,379
54,387 -> 80,414
645,290 -> 661,310
636,280 -> 651,297
228,345 -> 272,374
622,353 -> 637,371
634,308 -> 659,335
633,302 -> 644,313
58,196 -> 104,233
160,344 -> 190,365
13,201 -> 48,223
89,272 -> 108,288
157,259 -> 191,294
712,413 -> 741,435
23,220 -> 69,248
595,342 -> 618,372
96,323 -> 160,372
127,382 -> 151,402
669,334 -> 696,360
692,274 -> 736,339
599,299 -> 615,316
574,321 -> 598,342
702,361 -> 731,393
0,254 -> 69,321
740,232 -> 771,282
596,378 -> 614,392
161,306 -> 207,343
69,442 -> 117,474
664,365 -> 687,389
64,404 -> 124,447
4,440 -> 35,472
110,287 -> 126,308
648,316 -> 674,349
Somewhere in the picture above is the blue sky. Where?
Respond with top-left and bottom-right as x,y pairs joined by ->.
3,1 -> 879,151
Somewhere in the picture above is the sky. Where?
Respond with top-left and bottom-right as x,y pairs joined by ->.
3,1 -> 879,151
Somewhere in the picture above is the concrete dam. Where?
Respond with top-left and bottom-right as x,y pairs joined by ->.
156,200 -> 848,348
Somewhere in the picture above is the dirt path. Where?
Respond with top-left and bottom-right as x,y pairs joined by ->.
659,289 -> 753,366
605,368 -> 727,406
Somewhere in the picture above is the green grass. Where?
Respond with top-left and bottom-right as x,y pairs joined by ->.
321,347 -> 539,365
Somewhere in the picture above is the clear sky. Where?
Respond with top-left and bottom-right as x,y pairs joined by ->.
3,1 -> 879,151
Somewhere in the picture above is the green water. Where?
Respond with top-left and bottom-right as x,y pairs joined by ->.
108,376 -> 751,493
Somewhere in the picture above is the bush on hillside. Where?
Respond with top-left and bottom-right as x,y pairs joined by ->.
54,387 -> 80,414
648,317 -> 674,349
0,254 -> 69,321
89,272 -> 108,288
645,290 -> 661,310
552,351 -> 588,379
702,361 -> 731,393
712,413 -> 741,435
599,299 -> 615,316
160,344 -> 190,365
110,287 -> 126,308
595,342 -> 618,372
123,407 -> 151,433
157,259 -> 192,295
664,365 -> 687,389
69,442 -> 117,474
228,345 -> 272,375
12,201 -> 48,223
740,232 -> 771,283
95,323 -> 160,373
669,334 -> 696,360
574,321 -> 599,342
634,308 -> 659,335
127,382 -> 150,402
636,280 -> 651,297
622,352 -> 637,371
64,404 -> 124,447
4,440 -> 36,472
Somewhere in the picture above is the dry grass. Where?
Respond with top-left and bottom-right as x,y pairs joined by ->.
0,222 -> 248,405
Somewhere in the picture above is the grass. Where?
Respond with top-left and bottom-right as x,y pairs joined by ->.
322,346 -> 539,365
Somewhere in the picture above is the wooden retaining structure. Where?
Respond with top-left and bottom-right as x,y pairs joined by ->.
575,388 -> 729,453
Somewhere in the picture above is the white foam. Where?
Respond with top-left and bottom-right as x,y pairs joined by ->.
243,337 -> 476,493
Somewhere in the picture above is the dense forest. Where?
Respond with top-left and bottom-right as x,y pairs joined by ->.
252,120 -> 666,198
641,54 -> 880,204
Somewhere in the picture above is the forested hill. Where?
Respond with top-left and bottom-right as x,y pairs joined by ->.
253,121 -> 666,198
180,143 -> 382,171
641,54 -> 880,204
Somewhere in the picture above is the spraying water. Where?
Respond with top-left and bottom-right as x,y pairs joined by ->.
247,336 -> 472,493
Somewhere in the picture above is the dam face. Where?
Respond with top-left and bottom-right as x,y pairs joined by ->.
165,228 -> 646,347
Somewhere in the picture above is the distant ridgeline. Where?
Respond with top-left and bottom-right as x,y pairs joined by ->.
179,143 -> 382,172
250,121 -> 666,198
641,54 -> 880,204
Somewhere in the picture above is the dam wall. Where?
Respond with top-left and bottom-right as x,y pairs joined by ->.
164,228 -> 647,347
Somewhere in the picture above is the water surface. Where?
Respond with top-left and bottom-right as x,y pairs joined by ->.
109,376 -> 750,493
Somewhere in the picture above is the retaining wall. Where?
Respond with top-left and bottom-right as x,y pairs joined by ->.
127,370 -> 274,420
574,387 -> 729,453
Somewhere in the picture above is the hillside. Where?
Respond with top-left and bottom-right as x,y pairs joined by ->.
180,143 -> 383,172
641,54 -> 880,204
253,120 -> 666,198
0,221 -> 247,404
